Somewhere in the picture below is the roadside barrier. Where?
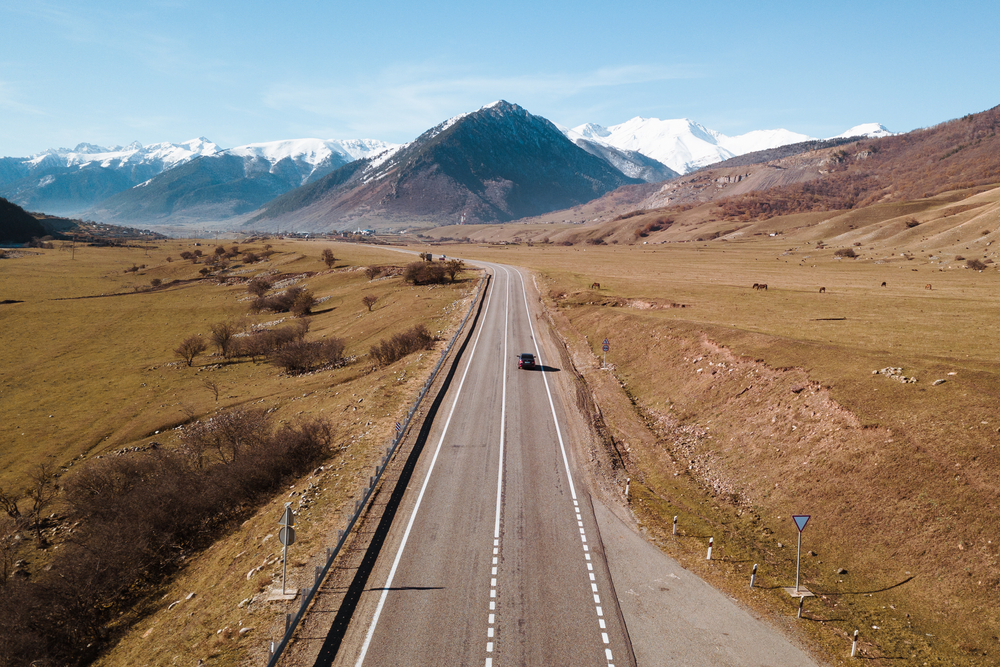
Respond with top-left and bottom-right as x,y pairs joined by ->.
266,274 -> 489,665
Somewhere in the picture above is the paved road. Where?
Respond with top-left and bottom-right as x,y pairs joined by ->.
324,263 -> 631,667
309,259 -> 821,667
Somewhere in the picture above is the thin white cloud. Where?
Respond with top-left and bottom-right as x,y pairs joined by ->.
260,62 -> 701,140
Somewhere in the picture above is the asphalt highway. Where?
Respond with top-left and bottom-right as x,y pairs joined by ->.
326,263 -> 631,667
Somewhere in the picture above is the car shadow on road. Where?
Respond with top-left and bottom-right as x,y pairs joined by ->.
523,365 -> 560,372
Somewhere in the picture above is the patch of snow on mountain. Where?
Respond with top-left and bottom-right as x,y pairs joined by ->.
226,138 -> 396,167
718,128 -> 814,156
27,138 -> 221,169
828,123 -> 894,139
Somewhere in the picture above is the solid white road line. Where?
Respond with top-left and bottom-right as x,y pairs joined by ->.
354,269 -> 500,667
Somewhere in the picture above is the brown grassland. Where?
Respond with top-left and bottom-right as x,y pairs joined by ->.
0,239 -> 480,666
421,184 -> 1000,665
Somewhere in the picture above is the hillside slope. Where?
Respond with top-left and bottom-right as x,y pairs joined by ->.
0,197 -> 45,243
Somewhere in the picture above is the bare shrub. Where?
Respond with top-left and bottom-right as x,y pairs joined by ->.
445,259 -> 465,282
834,248 -> 857,258
369,324 -> 435,366
403,261 -> 447,285
362,294 -> 378,311
966,258 -> 987,270
290,289 -> 317,317
269,338 -> 346,374
365,265 -> 383,280
321,248 -> 336,268
247,276 -> 272,297
174,335 -> 207,366
181,409 -> 270,467
251,286 -> 314,316
210,321 -> 239,358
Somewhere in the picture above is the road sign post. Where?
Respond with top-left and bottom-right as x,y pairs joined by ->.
602,338 -> 609,368
279,503 -> 296,595
792,515 -> 810,593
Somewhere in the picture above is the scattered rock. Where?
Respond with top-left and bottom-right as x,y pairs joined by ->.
836,567 -> 848,575
185,592 -> 196,600
777,542 -> 783,548
933,379 -> 946,386
238,627 -> 253,636
807,550 -> 818,557
167,601 -> 180,610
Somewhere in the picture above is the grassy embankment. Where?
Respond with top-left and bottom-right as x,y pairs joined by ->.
425,189 -> 1000,665
0,239 -> 479,666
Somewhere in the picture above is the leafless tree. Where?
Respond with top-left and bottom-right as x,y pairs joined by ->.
175,335 -> 207,366
362,294 -> 378,311
26,460 -> 57,544
365,265 -> 382,280
210,321 -> 239,358
321,248 -> 336,268
202,378 -> 220,401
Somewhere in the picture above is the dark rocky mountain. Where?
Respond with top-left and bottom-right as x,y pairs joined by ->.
247,101 -> 645,231
0,197 -> 46,244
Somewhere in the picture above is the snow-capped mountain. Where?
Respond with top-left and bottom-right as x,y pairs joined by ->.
87,138 -> 398,225
247,100 -> 642,231
0,138 -> 221,216
223,138 -> 395,185
828,123 -> 894,140
562,118 -> 814,175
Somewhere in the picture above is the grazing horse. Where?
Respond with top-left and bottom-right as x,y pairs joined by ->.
819,287 -> 826,293
881,281 -> 887,287
590,282 -> 600,289
925,284 -> 932,290
753,283 -> 768,291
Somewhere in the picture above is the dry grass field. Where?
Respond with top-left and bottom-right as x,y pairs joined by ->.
421,185 -> 1000,665
0,239 -> 481,666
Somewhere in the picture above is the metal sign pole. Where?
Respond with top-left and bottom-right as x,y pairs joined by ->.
791,515 -> 810,594
795,530 -> 802,593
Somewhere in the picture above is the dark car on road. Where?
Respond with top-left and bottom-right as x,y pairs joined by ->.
517,353 -> 536,369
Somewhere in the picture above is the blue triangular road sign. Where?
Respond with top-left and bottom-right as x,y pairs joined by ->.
792,515 -> 810,532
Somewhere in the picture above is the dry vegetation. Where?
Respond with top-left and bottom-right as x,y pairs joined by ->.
425,185 -> 1000,666
0,239 -> 479,667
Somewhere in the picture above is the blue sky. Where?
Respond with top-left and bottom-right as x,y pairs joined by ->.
2,0 -> 997,156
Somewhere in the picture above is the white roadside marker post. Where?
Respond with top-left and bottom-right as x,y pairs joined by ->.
672,515 -> 678,535
706,537 -> 713,560
625,477 -> 630,500
851,629 -> 859,657
750,563 -> 758,588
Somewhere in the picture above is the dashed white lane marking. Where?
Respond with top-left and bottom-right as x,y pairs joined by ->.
515,269 -> 617,667
354,268 -> 499,667
485,268 -> 510,666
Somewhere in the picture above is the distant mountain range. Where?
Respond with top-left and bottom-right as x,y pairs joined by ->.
559,119 -> 893,174
0,105 -> 892,230
246,101 -> 641,230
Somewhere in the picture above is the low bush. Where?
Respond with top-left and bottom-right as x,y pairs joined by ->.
268,338 -> 346,374
251,286 -> 316,317
966,258 -> 987,270
834,248 -> 858,258
403,261 -> 448,285
369,324 -> 435,367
